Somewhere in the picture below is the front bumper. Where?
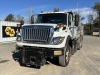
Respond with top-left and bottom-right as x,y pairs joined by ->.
16,45 -> 64,66
16,42 -> 65,49
16,45 -> 64,57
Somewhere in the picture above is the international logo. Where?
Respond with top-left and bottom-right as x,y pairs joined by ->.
33,26 -> 38,29
5,26 -> 15,37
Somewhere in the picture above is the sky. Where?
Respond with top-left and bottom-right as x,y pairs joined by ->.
0,0 -> 100,23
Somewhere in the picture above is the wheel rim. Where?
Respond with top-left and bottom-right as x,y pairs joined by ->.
66,49 -> 69,62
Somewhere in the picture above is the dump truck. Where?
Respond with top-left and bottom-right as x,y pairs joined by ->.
16,8 -> 83,67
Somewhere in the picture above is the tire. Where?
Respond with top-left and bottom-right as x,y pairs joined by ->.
59,43 -> 71,67
99,30 -> 100,37
77,36 -> 82,50
77,43 -> 81,50
71,40 -> 77,55
80,36 -> 83,48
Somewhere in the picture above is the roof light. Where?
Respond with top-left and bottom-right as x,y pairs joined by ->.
41,11 -> 43,13
54,8 -> 59,12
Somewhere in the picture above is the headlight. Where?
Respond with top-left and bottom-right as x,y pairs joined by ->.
51,37 -> 65,45
16,35 -> 21,42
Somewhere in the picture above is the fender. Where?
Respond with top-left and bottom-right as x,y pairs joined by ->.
66,36 -> 72,47
63,35 -> 72,48
62,35 -> 72,56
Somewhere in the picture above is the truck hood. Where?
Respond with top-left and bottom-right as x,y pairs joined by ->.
23,23 -> 57,28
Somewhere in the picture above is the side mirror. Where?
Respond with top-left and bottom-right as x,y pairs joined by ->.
31,15 -> 34,24
20,21 -> 24,26
17,21 -> 24,32
17,21 -> 24,28
75,14 -> 80,26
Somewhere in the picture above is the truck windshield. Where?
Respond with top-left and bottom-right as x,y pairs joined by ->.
36,13 -> 67,25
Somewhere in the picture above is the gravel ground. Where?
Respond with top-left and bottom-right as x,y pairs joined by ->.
0,35 -> 100,75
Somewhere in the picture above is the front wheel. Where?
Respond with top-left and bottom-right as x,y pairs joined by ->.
59,44 -> 71,67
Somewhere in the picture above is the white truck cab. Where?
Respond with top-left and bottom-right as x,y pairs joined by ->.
16,8 -> 83,67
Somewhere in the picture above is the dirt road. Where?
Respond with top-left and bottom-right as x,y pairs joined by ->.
0,35 -> 100,75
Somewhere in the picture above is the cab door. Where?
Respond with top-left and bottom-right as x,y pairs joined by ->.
68,13 -> 77,39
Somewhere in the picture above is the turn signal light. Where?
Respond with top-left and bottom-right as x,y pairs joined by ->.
60,24 -> 64,27
54,51 -> 62,55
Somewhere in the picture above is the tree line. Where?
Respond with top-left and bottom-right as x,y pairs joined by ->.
4,7 -> 33,23
5,14 -> 24,22
84,2 -> 100,35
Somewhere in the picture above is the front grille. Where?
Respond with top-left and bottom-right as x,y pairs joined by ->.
22,26 -> 53,43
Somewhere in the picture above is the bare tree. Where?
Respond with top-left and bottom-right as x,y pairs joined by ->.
26,7 -> 34,23
15,14 -> 24,22
87,12 -> 93,24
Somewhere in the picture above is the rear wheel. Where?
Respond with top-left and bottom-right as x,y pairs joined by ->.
77,36 -> 83,50
59,43 -> 71,67
99,30 -> 100,37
